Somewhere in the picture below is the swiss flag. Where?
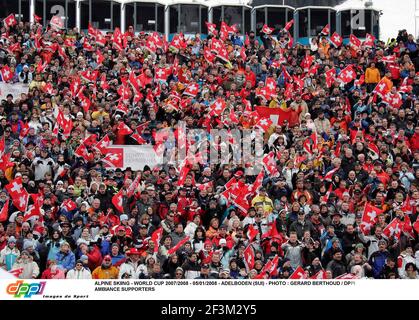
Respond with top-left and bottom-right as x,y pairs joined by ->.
96,50 -> 105,65
255,117 -> 273,132
78,92 -> 91,113
373,79 -> 391,97
74,144 -> 93,162
383,218 -> 403,240
95,30 -> 107,47
210,38 -> 224,53
33,14 -> 42,23
323,167 -> 339,181
263,152 -> 279,177
262,24 -> 274,35
0,198 -> 9,222
126,174 -> 141,198
320,24 -> 330,35
205,21 -> 217,35
62,199 -> 77,212
183,82 -> 199,97
329,32 -> 343,48
265,77 -> 277,95
70,78 -> 81,97
5,177 -> 29,212
145,39 -> 157,53
155,67 -> 170,82
112,189 -> 124,213
117,122 -> 133,135
3,14 -> 17,28
113,27 -> 124,51
217,46 -> 229,63
289,266 -> 306,279
102,149 -> 124,168
243,245 -> 255,270
360,203 -> 383,234
150,32 -> 163,48
151,228 -> 163,253
1,65 -> 13,82
337,65 -> 356,84
196,181 -> 214,192
382,55 -> 397,64
247,224 -> 259,242
284,19 -> 294,31
131,133 -> 146,145
170,33 -> 186,51
310,269 -> 327,279
209,98 -> 226,117
23,204 -> 43,223
382,92 -> 403,108
204,47 -> 215,64
94,134 -> 111,154
168,237 -> 190,255
325,68 -> 336,87
363,33 -> 375,47
349,34 -> 362,48
251,168 -> 265,195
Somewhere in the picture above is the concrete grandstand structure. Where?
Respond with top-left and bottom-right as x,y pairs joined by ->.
0,0 -> 380,43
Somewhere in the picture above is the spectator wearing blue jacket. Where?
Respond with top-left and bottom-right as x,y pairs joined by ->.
55,242 -> 76,273
369,239 -> 391,279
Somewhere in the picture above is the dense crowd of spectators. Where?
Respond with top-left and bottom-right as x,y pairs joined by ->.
1,17 -> 419,280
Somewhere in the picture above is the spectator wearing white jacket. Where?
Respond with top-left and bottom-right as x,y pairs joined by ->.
118,248 -> 147,279
66,260 -> 92,279
12,251 -> 39,279
32,149 -> 55,181
184,215 -> 201,240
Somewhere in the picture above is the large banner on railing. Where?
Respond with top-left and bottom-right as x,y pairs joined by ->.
104,145 -> 163,171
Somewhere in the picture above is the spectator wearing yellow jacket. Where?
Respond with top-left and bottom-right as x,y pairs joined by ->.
365,62 -> 381,92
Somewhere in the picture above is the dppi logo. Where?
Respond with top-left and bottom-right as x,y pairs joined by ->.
6,280 -> 46,298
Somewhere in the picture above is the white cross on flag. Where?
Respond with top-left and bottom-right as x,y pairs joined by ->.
329,32 -> 343,48
183,82 -> 199,97
337,65 -> 356,84
289,265 -> 307,279
262,152 -> 279,177
373,79 -> 390,97
155,67 -> 170,82
1,65 -> 13,82
112,189 -> 124,213
3,14 -> 17,28
363,33 -> 376,48
349,34 -> 362,48
320,24 -> 330,35
255,117 -> 273,132
381,55 -> 397,64
204,47 -> 215,63
360,203 -> 383,234
262,24 -> 274,35
5,177 -> 29,212
243,245 -> 255,270
205,21 -> 217,35
325,68 -> 336,87
117,121 -> 133,135
383,218 -> 403,240
94,134 -> 111,155
103,149 -> 124,168
209,98 -> 226,117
